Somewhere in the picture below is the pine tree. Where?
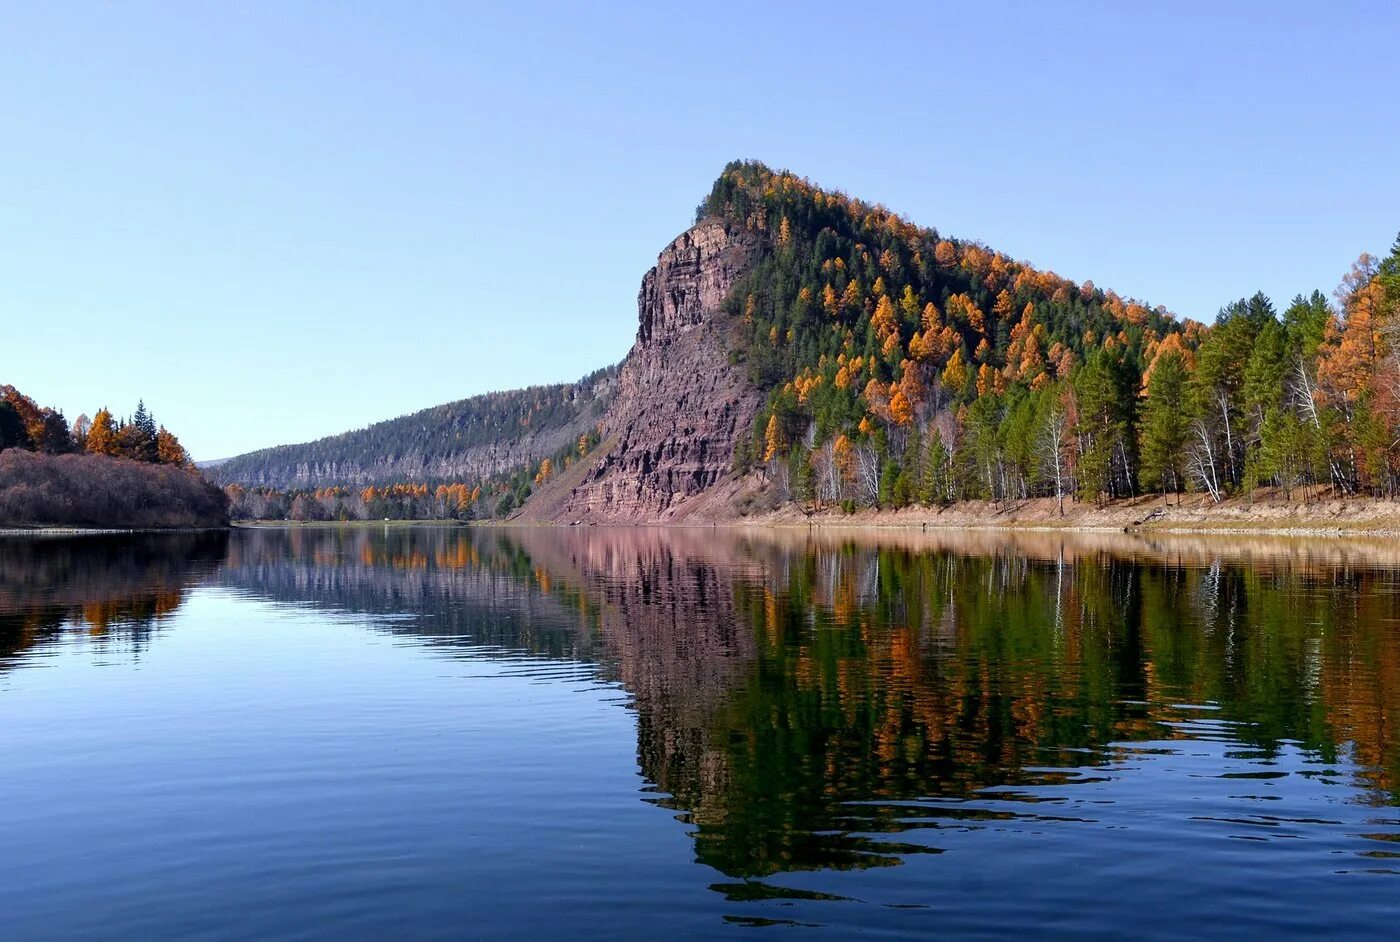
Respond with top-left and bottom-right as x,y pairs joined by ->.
1139,348 -> 1189,497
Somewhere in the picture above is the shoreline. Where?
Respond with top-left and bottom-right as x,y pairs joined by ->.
730,491 -> 1400,538
0,525 -> 231,537
13,491 -> 1400,539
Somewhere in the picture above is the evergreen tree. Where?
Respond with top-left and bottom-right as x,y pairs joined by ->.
0,400 -> 27,451
1139,348 -> 1189,496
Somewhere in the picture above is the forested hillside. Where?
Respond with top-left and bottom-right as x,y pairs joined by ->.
214,366 -> 617,491
702,161 -> 1400,509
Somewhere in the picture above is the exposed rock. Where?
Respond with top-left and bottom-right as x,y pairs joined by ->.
527,218 -> 761,522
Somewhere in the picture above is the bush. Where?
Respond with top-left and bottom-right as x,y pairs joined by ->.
0,450 -> 229,528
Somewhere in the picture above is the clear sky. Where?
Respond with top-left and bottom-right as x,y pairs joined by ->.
3,1 -> 1397,459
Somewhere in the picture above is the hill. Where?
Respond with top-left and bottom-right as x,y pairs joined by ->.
0,385 -> 225,529
0,450 -> 229,529
211,366 -> 618,489
218,161 -> 1400,522
525,160 -> 1192,520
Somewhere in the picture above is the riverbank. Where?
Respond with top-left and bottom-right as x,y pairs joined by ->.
166,488 -> 1400,538
748,490 -> 1400,536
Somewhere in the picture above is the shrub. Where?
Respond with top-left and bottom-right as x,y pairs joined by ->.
0,450 -> 229,528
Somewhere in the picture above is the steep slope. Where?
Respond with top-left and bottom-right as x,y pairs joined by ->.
214,366 -> 617,488
521,218 -> 762,521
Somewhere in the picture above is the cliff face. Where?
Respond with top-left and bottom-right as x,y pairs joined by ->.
527,218 -> 760,522
216,214 -> 762,522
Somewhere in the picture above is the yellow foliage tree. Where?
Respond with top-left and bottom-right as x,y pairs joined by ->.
890,390 -> 914,427
871,295 -> 897,340
86,408 -> 119,456
941,349 -> 970,395
154,427 -> 189,466
763,413 -> 784,463
840,280 -> 862,317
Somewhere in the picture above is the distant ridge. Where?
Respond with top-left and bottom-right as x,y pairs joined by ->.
213,365 -> 617,488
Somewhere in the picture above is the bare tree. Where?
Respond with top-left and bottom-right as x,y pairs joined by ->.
855,443 -> 881,505
1187,418 -> 1223,502
1037,399 -> 1069,516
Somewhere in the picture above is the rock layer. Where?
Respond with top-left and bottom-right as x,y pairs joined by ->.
535,218 -> 760,522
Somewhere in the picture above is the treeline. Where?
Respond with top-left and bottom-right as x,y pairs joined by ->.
214,366 -> 618,489
226,430 -> 602,521
704,161 -> 1400,509
1,385 -> 191,467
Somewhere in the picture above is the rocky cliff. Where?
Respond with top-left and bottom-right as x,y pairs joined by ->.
522,218 -> 761,522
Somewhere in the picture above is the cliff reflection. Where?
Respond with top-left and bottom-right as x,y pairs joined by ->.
220,525 -> 1400,879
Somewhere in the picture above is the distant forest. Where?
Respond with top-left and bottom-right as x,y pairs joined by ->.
225,429 -> 602,522
215,364 -> 617,521
213,365 -> 617,521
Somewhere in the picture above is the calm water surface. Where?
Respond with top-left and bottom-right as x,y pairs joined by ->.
1,525 -> 1398,939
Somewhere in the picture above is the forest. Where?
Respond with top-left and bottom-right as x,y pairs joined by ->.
705,161 -> 1400,510
225,429 -> 602,522
213,366 -> 617,490
0,385 -> 226,528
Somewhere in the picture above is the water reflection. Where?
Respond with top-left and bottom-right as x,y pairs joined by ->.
0,531 -> 228,665
3,524 -> 1399,929
226,527 -> 1400,876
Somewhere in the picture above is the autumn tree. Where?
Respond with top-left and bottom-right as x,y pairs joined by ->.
155,427 -> 189,467
86,409 -> 120,456
763,413 -> 785,463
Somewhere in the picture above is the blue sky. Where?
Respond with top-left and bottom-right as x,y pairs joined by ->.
3,1 -> 1397,459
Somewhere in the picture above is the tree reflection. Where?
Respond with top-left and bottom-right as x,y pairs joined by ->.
5,525 -> 1397,883
0,532 -> 228,663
